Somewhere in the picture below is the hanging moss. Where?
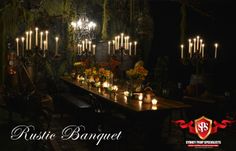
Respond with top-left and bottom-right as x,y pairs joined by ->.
101,0 -> 110,40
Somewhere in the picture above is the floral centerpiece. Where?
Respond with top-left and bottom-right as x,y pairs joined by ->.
126,61 -> 148,92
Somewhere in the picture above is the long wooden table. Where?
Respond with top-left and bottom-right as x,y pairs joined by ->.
60,76 -> 191,113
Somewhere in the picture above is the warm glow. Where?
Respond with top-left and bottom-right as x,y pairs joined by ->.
55,37 -> 59,41
112,85 -> 118,91
181,44 -> 184,48
152,98 -> 158,105
102,81 -> 110,88
138,93 -> 143,101
124,91 -> 129,97
214,43 -> 218,48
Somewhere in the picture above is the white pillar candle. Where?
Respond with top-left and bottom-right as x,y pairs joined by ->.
180,44 -> 184,59
108,41 -> 111,55
21,37 -> 25,56
26,31 -> 29,50
121,33 -> 124,47
134,41 -> 137,55
89,41 -> 91,51
214,43 -> 218,59
193,38 -> 196,53
45,30 -> 48,50
55,36 -> 59,55
202,44 -> 205,58
40,32 -> 43,50
92,44 -> 96,55
129,42 -> 132,55
16,38 -> 19,56
29,30 -> 32,50
35,27 -> 38,46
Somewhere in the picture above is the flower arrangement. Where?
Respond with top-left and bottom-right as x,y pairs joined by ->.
84,67 -> 113,83
126,61 -> 148,81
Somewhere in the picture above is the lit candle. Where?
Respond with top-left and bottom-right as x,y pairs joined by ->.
124,37 -> 127,49
121,33 -> 124,47
108,41 -> 111,55
193,38 -> 196,53
21,37 -> 25,56
26,31 -> 29,50
138,93 -> 143,101
45,30 -> 48,50
196,36 -> 200,50
199,39 -> 203,53
43,40 -> 47,57
190,43 -> 193,58
129,42 -> 132,55
138,100 -> 142,109
202,44 -> 205,58
180,44 -> 184,59
92,44 -> 96,55
89,41 -> 91,51
127,36 -> 130,50
117,36 -> 120,49
35,27 -> 38,46
85,39 -> 88,49
16,38 -> 19,56
152,98 -> 158,105
112,40 -> 115,55
134,41 -> 137,55
40,32 -> 43,50
55,36 -> 59,55
214,43 -> 218,59
82,40 -> 85,51
29,30 -> 32,50
188,39 -> 191,54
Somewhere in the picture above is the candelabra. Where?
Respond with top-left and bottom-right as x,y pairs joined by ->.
180,35 -> 219,75
107,33 -> 138,62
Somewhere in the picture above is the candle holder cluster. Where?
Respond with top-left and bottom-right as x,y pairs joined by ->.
107,33 -> 137,60
180,35 -> 219,74
15,27 -> 60,59
76,39 -> 96,61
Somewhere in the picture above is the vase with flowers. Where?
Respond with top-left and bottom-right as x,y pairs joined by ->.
126,61 -> 148,93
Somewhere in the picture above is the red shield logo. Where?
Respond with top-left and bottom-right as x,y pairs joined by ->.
195,116 -> 212,140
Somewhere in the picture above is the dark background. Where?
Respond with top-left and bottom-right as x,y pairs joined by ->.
147,0 -> 236,93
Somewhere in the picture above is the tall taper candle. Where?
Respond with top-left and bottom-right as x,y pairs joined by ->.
196,36 -> 200,50
55,37 -> 59,55
202,44 -> 205,58
117,36 -> 120,49
214,43 -> 218,59
112,40 -> 115,55
129,42 -> 132,55
16,38 -> 19,56
82,40 -> 85,51
35,27 -> 39,46
180,44 -> 184,59
199,39 -> 203,53
108,41 -> 111,55
89,41 -> 91,51
29,30 -> 32,50
188,39 -> 191,54
134,41 -> 137,55
193,38 -> 196,53
121,33 -> 124,47
40,32 -> 43,50
92,44 -> 96,55
45,30 -> 48,50
26,31 -> 29,50
21,37 -> 25,56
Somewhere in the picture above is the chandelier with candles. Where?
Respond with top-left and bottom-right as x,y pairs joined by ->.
71,13 -> 97,59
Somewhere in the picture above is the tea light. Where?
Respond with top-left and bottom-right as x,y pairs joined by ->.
138,100 -> 143,109
152,98 -> 158,105
138,93 -> 143,101
112,85 -> 118,92
102,81 -> 110,88
124,91 -> 129,97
